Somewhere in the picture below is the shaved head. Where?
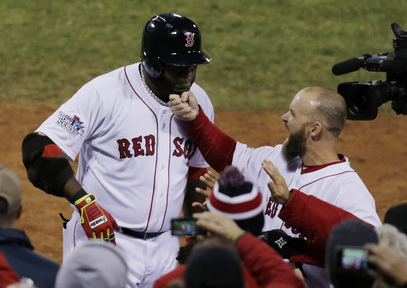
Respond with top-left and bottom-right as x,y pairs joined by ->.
299,87 -> 347,138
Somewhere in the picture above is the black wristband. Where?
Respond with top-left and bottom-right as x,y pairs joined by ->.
68,188 -> 88,204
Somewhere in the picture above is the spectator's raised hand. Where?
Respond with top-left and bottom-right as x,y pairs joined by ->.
193,211 -> 245,242
366,244 -> 407,286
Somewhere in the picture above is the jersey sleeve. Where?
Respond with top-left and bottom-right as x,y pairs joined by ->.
35,84 -> 106,161
232,142 -> 276,183
334,176 -> 382,227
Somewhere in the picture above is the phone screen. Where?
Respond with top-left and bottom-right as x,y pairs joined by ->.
171,218 -> 199,236
339,247 -> 369,270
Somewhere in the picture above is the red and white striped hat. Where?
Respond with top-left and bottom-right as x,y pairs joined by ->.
207,166 -> 264,229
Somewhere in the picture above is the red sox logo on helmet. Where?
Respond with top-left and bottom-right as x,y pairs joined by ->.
184,32 -> 194,47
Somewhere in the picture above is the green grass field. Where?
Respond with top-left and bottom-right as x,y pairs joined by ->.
2,0 -> 407,112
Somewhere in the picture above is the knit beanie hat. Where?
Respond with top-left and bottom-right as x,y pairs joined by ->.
183,245 -> 244,288
207,166 -> 264,236
55,241 -> 128,288
384,202 -> 407,235
326,219 -> 378,288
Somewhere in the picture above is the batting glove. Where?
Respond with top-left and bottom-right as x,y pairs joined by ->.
74,194 -> 120,244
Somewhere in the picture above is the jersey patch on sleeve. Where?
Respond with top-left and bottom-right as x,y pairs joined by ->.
56,111 -> 85,136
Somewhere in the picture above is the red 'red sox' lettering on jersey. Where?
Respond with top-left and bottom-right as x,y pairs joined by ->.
265,197 -> 279,218
117,136 -> 197,159
173,137 -> 197,159
117,135 -> 155,159
265,197 -> 302,236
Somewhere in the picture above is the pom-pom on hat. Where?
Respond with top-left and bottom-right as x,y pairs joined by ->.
207,166 -> 264,236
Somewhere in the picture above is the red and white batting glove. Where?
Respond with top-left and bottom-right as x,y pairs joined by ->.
74,194 -> 120,244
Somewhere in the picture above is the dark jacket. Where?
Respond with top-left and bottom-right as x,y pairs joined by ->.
0,228 -> 60,288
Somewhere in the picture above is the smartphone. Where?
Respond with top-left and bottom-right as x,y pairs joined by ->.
335,246 -> 370,270
171,218 -> 203,236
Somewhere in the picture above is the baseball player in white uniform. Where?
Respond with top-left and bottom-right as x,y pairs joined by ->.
169,86 -> 382,288
22,13 -> 214,288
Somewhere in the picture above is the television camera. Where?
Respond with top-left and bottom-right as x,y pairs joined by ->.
332,22 -> 407,120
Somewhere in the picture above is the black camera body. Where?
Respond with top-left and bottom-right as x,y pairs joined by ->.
332,22 -> 407,120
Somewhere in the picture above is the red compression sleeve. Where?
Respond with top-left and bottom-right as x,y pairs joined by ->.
185,108 -> 236,173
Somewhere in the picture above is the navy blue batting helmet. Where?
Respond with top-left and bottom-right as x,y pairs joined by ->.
140,13 -> 211,78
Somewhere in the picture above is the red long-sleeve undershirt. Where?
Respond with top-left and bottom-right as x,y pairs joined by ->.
280,189 -> 359,267
184,108 -> 236,173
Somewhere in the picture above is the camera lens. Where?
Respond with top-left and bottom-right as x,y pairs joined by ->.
349,86 -> 373,115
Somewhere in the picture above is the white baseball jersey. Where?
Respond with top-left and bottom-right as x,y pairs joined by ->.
36,62 -> 214,288
232,142 -> 381,288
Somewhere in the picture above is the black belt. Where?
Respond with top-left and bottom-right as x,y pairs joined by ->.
121,228 -> 165,239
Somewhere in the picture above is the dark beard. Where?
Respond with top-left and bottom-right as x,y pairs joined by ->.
282,127 -> 307,162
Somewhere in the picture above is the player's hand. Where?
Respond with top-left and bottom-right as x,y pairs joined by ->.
169,91 -> 199,121
74,194 -> 120,244
262,159 -> 291,205
192,170 -> 219,212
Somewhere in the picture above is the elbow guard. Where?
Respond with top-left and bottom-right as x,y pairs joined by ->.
22,133 -> 74,197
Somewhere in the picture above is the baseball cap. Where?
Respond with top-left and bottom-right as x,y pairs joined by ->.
0,165 -> 23,214
183,245 -> 244,288
55,241 -> 128,288
326,219 -> 378,288
207,166 -> 264,236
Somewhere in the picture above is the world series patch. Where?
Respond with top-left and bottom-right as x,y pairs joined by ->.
56,111 -> 85,136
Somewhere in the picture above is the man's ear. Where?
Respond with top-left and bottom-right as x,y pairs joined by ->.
309,122 -> 322,138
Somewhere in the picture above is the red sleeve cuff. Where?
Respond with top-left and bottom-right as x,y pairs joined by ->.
278,189 -> 301,222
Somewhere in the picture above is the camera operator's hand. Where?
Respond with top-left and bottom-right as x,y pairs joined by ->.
193,211 -> 245,242
365,244 -> 407,286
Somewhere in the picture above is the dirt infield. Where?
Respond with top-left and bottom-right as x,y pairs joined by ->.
2,102 -> 407,263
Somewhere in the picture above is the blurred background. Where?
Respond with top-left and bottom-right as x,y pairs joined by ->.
2,0 -> 407,112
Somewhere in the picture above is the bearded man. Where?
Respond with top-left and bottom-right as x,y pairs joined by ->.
169,86 -> 381,288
